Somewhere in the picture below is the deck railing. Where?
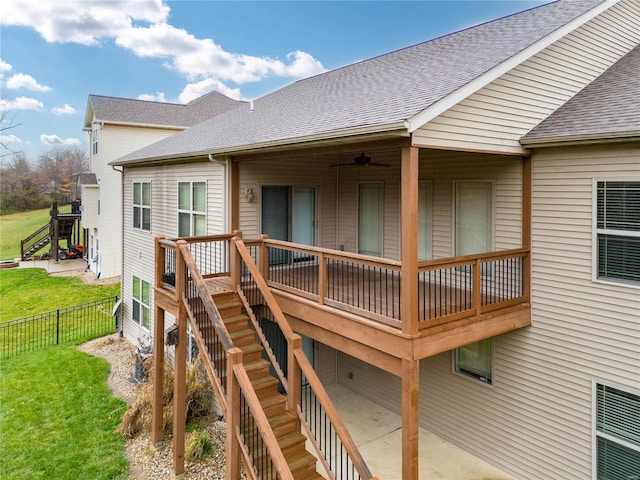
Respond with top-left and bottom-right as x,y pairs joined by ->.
157,235 -> 529,333
234,237 -> 376,480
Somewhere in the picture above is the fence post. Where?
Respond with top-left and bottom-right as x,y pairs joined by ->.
56,309 -> 60,345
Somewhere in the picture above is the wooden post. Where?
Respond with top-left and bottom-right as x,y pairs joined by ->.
401,358 -> 419,480
318,252 -> 326,305
522,155 -> 532,300
172,240 -> 187,476
259,234 -> 270,282
231,231 -> 242,290
172,302 -> 187,477
154,236 -> 165,289
226,347 -> 243,480
401,146 -> 419,335
152,305 -> 165,447
231,159 -> 240,232
287,335 -> 303,419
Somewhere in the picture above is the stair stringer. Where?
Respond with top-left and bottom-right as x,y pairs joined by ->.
183,288 -> 324,480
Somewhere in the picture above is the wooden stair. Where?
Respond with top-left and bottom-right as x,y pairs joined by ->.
196,290 -> 323,479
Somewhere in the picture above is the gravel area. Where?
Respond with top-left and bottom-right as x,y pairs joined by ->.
79,334 -> 229,479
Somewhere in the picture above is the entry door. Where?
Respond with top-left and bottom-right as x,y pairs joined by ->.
455,182 -> 493,256
262,186 -> 315,263
358,182 -> 383,257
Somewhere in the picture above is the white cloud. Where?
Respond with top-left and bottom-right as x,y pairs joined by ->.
0,59 -> 12,73
1,97 -> 44,111
6,73 -> 51,92
0,1 -> 326,93
137,92 -> 168,102
51,104 -> 77,115
40,134 -> 81,145
0,0 -> 169,45
178,79 -> 242,103
0,134 -> 21,144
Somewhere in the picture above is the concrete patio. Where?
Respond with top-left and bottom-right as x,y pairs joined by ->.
324,383 -> 515,480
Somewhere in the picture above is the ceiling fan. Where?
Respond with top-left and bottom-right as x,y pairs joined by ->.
330,152 -> 391,168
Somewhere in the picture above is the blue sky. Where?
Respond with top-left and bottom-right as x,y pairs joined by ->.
1,0 -> 550,161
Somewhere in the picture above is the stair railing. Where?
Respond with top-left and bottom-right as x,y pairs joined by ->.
177,240 -> 294,480
20,222 -> 51,260
233,236 -> 376,480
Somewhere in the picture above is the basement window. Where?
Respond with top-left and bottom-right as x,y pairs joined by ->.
454,338 -> 493,385
594,382 -> 640,479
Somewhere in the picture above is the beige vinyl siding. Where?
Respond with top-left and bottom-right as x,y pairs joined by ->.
238,157 -> 336,247
413,0 -> 640,154
121,160 -> 225,345
80,185 -> 99,229
237,151 -> 522,260
93,124 -> 180,278
332,143 -> 640,480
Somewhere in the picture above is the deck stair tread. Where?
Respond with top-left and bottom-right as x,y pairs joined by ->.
188,290 -> 325,478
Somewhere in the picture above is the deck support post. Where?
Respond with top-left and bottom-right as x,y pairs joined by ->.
152,305 -> 165,447
288,335 -> 303,421
402,358 -> 420,480
231,231 -> 242,289
522,155 -> 532,300
401,145 -> 420,335
227,347 -> 243,480
172,241 -> 188,477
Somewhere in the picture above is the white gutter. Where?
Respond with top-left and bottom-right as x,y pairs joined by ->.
405,0 -> 619,133
520,130 -> 640,148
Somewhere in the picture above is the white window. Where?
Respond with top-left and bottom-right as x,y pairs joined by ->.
92,128 -> 98,155
595,181 -> 640,286
454,337 -> 493,385
132,276 -> 150,330
593,382 -> 640,479
178,181 -> 206,237
133,182 -> 151,231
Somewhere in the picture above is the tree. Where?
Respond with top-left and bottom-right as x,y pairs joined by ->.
0,99 -> 22,157
0,152 -> 47,213
36,145 -> 89,201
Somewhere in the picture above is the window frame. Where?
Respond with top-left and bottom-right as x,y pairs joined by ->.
132,275 -> 150,330
452,337 -> 494,386
132,181 -> 151,232
591,379 -> 640,479
592,179 -> 640,288
178,181 -> 207,237
92,128 -> 98,155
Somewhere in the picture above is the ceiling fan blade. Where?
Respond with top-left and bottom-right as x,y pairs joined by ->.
369,162 -> 392,167
329,162 -> 358,167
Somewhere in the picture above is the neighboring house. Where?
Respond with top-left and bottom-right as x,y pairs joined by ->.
109,0 -> 639,479
81,92 -> 244,278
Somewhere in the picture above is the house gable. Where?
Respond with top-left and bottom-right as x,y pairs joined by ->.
412,0 -> 640,154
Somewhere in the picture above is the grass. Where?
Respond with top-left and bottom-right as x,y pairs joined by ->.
0,345 -> 129,480
0,269 -> 120,322
0,208 -> 50,260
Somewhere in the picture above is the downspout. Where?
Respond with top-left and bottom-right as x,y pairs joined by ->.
112,164 -> 124,336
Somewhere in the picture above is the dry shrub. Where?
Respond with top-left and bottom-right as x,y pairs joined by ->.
117,357 -> 217,438
185,429 -> 212,462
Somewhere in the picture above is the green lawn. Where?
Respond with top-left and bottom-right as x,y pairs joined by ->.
0,346 -> 129,480
0,208 -> 50,260
0,269 -> 120,322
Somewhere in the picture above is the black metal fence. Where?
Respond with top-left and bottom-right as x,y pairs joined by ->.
0,296 -> 119,359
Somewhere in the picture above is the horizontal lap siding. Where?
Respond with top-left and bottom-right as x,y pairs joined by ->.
121,161 -> 225,345
412,0 -> 640,155
424,144 -> 640,480
238,157 -> 336,247
98,126 -> 178,278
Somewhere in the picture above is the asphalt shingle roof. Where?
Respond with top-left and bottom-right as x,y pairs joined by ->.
523,44 -> 640,143
86,90 -> 244,128
116,0 -> 605,164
